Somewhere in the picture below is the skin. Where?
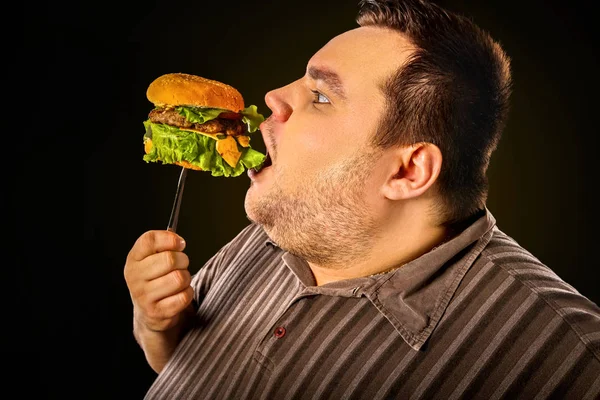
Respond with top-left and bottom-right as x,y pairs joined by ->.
125,26 -> 450,373
245,26 -> 448,285
124,231 -> 195,373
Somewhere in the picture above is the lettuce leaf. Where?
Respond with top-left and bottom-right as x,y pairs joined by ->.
240,105 -> 264,133
175,105 -> 265,133
176,107 -> 223,125
143,121 -> 266,177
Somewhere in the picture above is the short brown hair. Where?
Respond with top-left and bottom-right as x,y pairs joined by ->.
357,0 -> 512,226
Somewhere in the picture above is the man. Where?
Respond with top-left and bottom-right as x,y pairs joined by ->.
124,0 -> 600,398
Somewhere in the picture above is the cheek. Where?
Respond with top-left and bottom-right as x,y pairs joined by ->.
279,119 -> 352,171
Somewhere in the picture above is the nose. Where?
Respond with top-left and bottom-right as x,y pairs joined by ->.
264,85 -> 293,123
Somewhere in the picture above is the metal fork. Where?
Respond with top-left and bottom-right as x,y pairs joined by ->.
166,166 -> 188,233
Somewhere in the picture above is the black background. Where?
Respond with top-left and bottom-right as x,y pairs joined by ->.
10,0 -> 599,398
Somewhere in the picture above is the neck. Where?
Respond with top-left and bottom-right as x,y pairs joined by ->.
309,204 -> 451,286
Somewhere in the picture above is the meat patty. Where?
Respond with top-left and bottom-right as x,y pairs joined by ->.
149,108 -> 246,136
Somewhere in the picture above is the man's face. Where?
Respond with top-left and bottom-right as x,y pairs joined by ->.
245,26 -> 413,267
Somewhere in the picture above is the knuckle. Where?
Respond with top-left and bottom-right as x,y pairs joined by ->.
123,264 -> 131,282
142,305 -> 155,320
177,288 -> 193,308
140,230 -> 157,249
164,290 -> 192,316
162,251 -> 176,270
131,285 -> 147,303
143,230 -> 168,253
182,271 -> 192,287
124,261 -> 140,281
170,270 -> 186,288
155,302 -> 173,320
146,304 -> 162,320
180,253 -> 190,269
176,269 -> 191,287
185,286 -> 194,302
168,233 -> 180,250
124,255 -> 138,277
124,262 -> 141,286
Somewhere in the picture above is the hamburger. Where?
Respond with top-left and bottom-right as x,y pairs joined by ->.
142,73 -> 266,177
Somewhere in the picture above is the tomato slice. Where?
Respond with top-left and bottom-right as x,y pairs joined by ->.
218,111 -> 242,120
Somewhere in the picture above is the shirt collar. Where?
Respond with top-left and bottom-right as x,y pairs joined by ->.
270,208 -> 497,350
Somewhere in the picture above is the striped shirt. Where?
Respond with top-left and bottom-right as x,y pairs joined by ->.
144,209 -> 600,399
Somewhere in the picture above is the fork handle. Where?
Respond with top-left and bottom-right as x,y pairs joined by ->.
167,167 -> 188,233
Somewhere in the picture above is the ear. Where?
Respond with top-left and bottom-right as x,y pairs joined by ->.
381,143 -> 442,201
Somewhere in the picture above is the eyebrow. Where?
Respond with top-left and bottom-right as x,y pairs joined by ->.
307,66 -> 347,100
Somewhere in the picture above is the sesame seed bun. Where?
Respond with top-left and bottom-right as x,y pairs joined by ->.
146,73 -> 245,112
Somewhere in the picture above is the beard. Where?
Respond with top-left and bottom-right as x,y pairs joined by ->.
245,149 -> 382,269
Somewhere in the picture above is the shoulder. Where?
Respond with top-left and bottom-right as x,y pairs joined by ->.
476,227 -> 600,361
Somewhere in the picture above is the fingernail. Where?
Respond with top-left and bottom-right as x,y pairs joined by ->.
178,237 -> 186,250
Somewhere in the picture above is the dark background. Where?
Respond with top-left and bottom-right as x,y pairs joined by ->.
9,0 -> 599,398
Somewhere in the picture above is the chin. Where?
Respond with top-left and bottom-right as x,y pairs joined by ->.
243,184 -> 277,233
244,187 -> 261,224
245,173 -> 272,211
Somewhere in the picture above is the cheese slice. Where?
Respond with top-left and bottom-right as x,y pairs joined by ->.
216,136 -> 242,168
178,127 -> 221,140
144,137 -> 153,154
236,135 -> 250,147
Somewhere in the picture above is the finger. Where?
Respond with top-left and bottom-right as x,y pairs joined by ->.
138,250 -> 190,281
128,230 -> 186,262
154,286 -> 194,319
144,269 -> 192,303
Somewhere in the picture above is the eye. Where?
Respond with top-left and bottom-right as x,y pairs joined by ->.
311,90 -> 330,104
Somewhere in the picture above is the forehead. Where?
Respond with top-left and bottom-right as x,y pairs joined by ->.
308,26 -> 414,100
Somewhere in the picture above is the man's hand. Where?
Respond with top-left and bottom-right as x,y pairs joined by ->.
124,230 -> 193,333
124,230 -> 195,372
124,230 -> 195,373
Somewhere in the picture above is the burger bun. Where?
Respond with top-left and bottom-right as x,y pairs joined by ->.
146,73 -> 245,112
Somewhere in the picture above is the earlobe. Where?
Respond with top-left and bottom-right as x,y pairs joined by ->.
382,143 -> 442,201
